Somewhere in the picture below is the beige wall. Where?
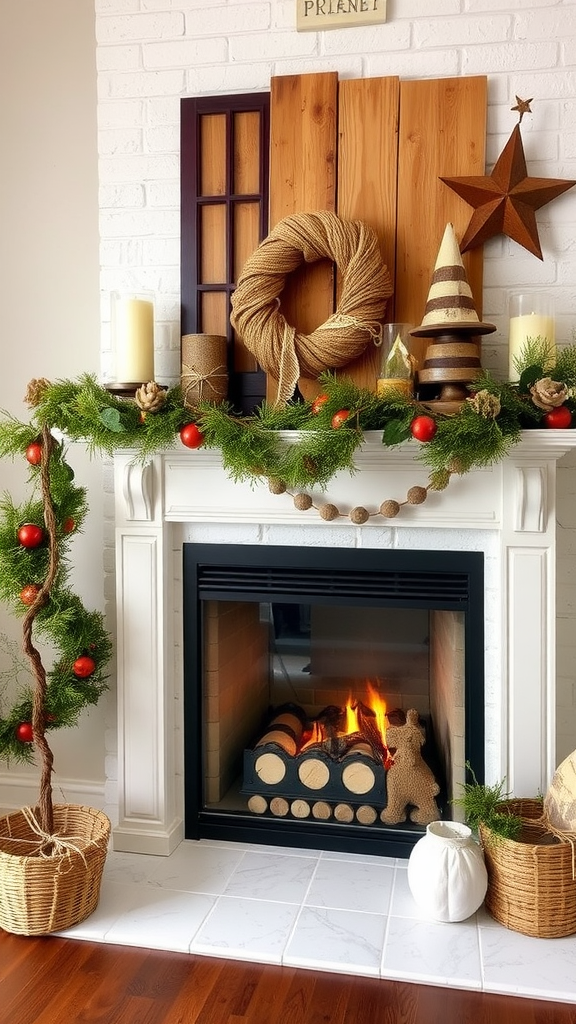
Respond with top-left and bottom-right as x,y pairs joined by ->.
0,0 -> 107,792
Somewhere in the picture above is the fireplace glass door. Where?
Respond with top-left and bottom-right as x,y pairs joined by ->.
183,544 -> 484,857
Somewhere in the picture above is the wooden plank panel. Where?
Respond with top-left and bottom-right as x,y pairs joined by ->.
395,76 -> 487,369
337,76 -> 400,391
233,111 -> 261,194
233,202 -> 261,371
200,204 -> 227,283
200,114 -> 226,196
269,72 -> 338,401
201,292 -> 228,336
233,202 -> 261,282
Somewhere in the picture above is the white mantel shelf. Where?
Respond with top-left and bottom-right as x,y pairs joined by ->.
112,431 -> 576,855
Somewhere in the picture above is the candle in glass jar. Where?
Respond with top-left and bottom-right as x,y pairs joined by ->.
112,294 -> 155,384
377,323 -> 414,397
508,294 -> 555,381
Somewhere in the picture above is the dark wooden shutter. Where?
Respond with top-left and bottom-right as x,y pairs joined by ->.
181,93 -> 270,412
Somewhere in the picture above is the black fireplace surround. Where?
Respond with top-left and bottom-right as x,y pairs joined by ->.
183,544 -> 484,858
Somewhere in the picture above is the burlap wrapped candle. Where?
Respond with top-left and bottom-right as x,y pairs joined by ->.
181,334 -> 228,407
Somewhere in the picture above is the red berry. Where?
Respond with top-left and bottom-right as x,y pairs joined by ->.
15,722 -> 34,743
73,655 -> 96,678
331,409 -> 350,429
17,523 -> 44,548
20,584 -> 41,606
25,442 -> 42,466
543,406 -> 572,429
63,516 -> 75,534
179,423 -> 205,449
410,414 -> 437,442
311,393 -> 329,415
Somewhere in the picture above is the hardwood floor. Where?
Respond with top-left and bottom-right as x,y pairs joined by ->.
1,932 -> 575,1024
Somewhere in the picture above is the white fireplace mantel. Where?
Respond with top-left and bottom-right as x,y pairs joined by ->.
112,431 -> 576,855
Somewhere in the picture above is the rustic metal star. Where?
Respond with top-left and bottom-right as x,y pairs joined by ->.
440,123 -> 576,259
511,96 -> 533,124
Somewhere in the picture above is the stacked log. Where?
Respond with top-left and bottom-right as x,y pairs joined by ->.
243,707 -> 387,824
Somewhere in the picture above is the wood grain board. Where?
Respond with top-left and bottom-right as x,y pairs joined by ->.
268,72 -> 488,394
395,76 -> 487,369
269,73 -> 338,399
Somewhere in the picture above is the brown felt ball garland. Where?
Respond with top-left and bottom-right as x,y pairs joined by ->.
268,477 -> 452,523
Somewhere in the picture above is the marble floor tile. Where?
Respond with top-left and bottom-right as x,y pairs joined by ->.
382,915 -> 482,989
479,923 -> 576,1002
144,839 -> 245,894
102,887 -> 216,953
304,856 -> 395,914
284,905 -> 387,976
191,895 -> 300,964
222,850 -> 317,902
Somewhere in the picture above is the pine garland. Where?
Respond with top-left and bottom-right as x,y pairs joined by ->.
1,343 -> 575,767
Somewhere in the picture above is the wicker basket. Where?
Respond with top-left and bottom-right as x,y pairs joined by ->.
479,798 -> 576,938
0,803 -> 110,936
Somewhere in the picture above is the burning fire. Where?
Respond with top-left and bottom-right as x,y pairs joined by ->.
365,681 -> 387,745
344,698 -> 359,736
300,681 -> 388,756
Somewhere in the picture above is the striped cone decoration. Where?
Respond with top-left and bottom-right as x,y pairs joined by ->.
411,223 -> 496,338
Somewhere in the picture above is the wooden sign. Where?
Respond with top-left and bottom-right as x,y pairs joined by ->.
296,0 -> 387,32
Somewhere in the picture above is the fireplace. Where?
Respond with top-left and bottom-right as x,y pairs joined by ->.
182,543 -> 484,856
111,431 -> 576,856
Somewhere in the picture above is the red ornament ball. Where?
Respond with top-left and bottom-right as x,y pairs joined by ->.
311,393 -> 329,415
63,516 -> 76,534
25,442 -> 42,466
17,523 -> 45,548
15,722 -> 34,743
331,409 -> 350,429
544,406 -> 572,429
410,415 -> 437,443
20,583 -> 41,606
73,655 -> 96,678
179,422 -> 205,449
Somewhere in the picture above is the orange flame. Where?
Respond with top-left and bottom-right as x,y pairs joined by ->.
366,681 -> 387,745
343,697 -> 359,736
299,720 -> 324,752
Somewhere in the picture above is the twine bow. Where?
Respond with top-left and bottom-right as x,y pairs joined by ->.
181,363 -> 227,405
1,807 -> 91,868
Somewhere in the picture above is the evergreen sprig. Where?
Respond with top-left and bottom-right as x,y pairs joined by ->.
453,763 -> 523,843
0,427 -> 111,765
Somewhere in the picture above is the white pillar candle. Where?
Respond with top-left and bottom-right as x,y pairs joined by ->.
508,294 -> 555,381
113,294 -> 155,384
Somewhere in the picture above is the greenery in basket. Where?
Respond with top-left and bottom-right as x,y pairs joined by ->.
0,384 -> 112,835
453,763 -> 523,842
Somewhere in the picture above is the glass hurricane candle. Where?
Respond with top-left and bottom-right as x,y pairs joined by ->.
508,293 -> 555,381
377,323 -> 415,398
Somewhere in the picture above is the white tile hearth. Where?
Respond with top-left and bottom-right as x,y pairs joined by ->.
54,838 -> 576,1004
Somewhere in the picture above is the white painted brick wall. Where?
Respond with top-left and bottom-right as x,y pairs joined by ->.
95,0 -> 576,763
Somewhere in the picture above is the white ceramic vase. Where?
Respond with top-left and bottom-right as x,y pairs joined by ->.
407,820 -> 488,922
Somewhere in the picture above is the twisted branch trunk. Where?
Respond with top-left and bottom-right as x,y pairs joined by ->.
21,424 -> 59,836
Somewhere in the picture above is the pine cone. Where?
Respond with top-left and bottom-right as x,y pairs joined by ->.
24,378 -> 51,407
134,381 -> 167,413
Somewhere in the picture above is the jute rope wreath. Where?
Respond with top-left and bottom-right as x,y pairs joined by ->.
230,211 -> 392,405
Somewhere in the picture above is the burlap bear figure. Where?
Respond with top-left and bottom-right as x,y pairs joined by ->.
381,709 -> 440,825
